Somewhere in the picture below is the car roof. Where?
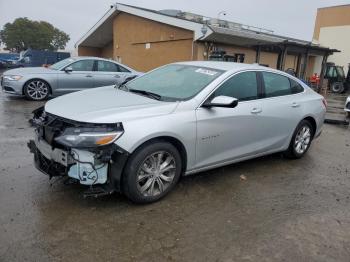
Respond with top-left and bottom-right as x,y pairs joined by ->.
174,61 -> 278,73
73,56 -> 117,63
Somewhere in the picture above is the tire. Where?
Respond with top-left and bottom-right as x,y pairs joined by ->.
331,82 -> 344,93
283,120 -> 314,159
122,141 -> 182,204
24,79 -> 50,101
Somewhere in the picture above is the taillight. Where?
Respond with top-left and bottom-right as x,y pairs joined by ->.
322,98 -> 327,108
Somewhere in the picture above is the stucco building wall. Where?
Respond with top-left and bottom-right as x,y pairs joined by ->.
313,5 -> 350,74
77,12 -> 305,76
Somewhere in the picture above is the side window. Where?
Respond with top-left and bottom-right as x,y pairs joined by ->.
290,79 -> 304,94
262,72 -> 291,97
213,72 -> 258,101
97,61 -> 120,72
69,60 -> 94,71
118,65 -> 131,73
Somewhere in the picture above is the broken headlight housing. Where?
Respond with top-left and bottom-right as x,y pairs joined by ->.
54,126 -> 124,148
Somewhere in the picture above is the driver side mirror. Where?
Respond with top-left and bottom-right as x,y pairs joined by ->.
203,96 -> 239,108
64,66 -> 73,73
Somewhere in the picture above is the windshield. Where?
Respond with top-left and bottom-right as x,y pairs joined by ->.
125,64 -> 224,101
49,58 -> 75,70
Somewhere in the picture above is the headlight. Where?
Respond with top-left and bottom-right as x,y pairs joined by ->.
3,75 -> 22,81
54,126 -> 124,148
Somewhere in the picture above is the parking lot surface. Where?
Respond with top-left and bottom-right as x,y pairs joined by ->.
0,92 -> 350,262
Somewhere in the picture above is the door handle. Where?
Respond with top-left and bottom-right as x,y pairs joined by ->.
291,102 -> 300,108
85,74 -> 93,78
114,75 -> 121,78
251,108 -> 262,114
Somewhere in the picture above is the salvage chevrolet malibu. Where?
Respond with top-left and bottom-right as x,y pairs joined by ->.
28,61 -> 327,203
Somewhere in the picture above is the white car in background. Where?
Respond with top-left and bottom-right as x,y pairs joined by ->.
345,96 -> 350,118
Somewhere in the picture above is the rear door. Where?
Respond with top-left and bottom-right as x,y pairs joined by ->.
257,71 -> 304,151
93,60 -> 129,88
56,59 -> 95,94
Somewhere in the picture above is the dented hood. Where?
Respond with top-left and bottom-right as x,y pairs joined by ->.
45,86 -> 178,123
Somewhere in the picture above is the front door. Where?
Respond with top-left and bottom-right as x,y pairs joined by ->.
195,71 -> 266,169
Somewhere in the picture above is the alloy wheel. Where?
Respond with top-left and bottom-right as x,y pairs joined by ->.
136,151 -> 176,197
294,126 -> 311,154
26,80 -> 49,100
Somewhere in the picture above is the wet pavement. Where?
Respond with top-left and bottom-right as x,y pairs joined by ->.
0,92 -> 350,262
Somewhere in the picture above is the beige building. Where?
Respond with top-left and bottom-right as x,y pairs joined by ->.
76,3 -> 336,80
313,4 -> 350,75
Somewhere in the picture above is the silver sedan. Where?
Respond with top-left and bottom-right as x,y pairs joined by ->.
29,62 -> 326,203
0,57 -> 141,100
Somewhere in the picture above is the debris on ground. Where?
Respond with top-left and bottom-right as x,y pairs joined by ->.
240,175 -> 247,181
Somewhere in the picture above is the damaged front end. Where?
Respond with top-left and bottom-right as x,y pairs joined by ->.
28,106 -> 129,197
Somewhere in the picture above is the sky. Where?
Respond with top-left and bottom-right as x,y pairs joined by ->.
0,0 -> 349,50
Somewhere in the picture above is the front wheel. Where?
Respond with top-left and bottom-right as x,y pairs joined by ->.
122,141 -> 182,203
284,120 -> 314,159
24,79 -> 50,101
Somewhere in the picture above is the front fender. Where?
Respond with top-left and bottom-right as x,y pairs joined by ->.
114,111 -> 197,171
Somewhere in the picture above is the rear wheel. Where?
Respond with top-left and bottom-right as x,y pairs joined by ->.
330,82 -> 344,93
284,120 -> 314,159
122,141 -> 182,203
24,79 -> 50,101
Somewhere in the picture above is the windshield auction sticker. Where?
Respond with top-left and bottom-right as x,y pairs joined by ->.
195,68 -> 218,76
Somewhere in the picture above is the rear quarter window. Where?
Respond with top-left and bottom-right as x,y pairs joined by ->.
290,79 -> 304,94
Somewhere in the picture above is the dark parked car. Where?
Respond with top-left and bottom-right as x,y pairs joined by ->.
13,49 -> 70,68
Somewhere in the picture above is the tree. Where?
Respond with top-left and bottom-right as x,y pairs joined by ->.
0,18 -> 70,52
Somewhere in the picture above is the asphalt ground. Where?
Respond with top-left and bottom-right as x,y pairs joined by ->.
0,91 -> 350,262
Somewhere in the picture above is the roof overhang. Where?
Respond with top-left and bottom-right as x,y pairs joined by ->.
75,3 -> 213,48
76,3 -> 340,57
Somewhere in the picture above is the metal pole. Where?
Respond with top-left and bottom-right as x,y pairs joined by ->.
281,46 -> 288,71
301,49 -> 309,80
318,54 -> 328,94
255,46 -> 261,63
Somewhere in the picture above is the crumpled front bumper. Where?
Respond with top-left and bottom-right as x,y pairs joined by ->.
28,132 -> 129,193
27,134 -> 109,185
